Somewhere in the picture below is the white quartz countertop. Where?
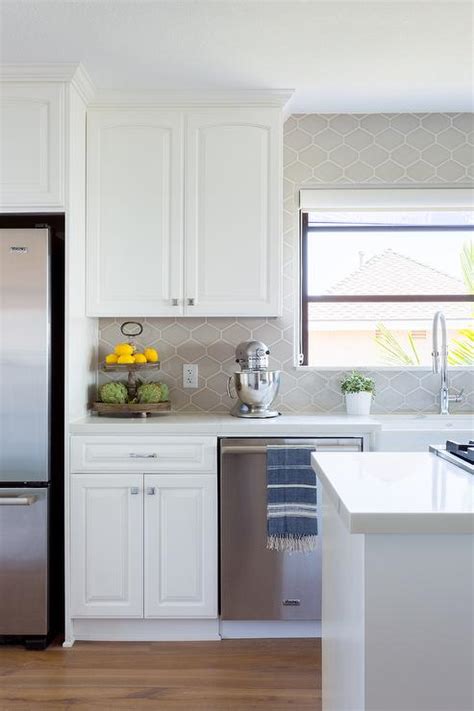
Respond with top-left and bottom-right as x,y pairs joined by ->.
312,451 -> 474,534
69,413 -> 381,437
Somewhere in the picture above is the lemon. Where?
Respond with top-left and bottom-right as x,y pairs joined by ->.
117,354 -> 135,364
114,342 -> 135,357
144,347 -> 159,363
134,353 -> 147,364
105,353 -> 118,364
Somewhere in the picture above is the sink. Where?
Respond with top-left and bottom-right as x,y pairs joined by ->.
375,414 -> 473,451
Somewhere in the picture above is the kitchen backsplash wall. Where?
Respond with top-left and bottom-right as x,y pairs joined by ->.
99,112 -> 474,414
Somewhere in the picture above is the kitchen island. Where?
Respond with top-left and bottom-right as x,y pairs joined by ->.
312,451 -> 473,711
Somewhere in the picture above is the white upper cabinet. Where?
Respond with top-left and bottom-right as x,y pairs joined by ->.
0,83 -> 64,210
185,108 -> 281,316
86,110 -> 184,316
86,103 -> 283,317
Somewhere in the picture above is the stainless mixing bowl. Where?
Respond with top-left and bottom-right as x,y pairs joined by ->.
228,370 -> 281,417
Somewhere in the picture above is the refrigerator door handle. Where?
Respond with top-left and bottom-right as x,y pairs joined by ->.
0,495 -> 38,506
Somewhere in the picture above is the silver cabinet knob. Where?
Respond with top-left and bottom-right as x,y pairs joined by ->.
172,298 -> 179,306
146,487 -> 156,496
187,297 -> 195,306
130,487 -> 140,495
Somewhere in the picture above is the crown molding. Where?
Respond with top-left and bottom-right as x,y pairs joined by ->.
0,62 -> 96,102
70,64 -> 96,104
1,62 -> 78,82
90,88 -> 294,109
0,65 -> 292,110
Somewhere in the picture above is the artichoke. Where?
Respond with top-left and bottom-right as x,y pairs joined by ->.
99,381 -> 128,404
158,382 -> 169,402
137,382 -> 162,404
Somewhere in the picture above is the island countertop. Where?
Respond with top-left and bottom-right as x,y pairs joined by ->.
312,451 -> 474,534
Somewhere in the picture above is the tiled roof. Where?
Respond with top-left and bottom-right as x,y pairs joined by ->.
309,249 -> 471,322
325,248 -> 465,295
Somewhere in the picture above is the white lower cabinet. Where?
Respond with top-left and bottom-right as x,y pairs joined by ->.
144,475 -> 217,618
70,474 -> 144,618
70,471 -> 217,621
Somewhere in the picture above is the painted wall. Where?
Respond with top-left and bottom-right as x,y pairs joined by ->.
99,113 -> 473,414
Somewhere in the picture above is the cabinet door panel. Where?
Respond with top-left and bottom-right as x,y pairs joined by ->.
70,474 -> 143,617
0,83 -> 64,209
145,475 -> 217,618
185,109 -> 281,316
87,110 -> 183,316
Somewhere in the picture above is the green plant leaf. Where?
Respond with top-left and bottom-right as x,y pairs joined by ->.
460,239 -> 474,295
448,327 -> 474,366
340,370 -> 375,394
374,322 -> 419,366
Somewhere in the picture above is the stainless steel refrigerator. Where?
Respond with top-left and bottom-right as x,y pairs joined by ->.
0,228 -> 51,647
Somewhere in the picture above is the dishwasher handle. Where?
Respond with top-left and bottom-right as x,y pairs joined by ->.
221,441 -> 362,455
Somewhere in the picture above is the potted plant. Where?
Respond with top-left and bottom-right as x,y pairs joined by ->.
340,371 -> 375,416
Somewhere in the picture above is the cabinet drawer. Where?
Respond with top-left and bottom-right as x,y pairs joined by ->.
70,436 -> 217,473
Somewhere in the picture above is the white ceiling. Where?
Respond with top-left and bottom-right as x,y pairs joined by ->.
1,0 -> 473,113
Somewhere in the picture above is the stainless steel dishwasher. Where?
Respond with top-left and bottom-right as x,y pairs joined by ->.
220,437 -> 363,621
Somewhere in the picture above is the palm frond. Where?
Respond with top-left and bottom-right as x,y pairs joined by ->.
448,328 -> 474,366
375,322 -> 419,366
460,239 -> 474,295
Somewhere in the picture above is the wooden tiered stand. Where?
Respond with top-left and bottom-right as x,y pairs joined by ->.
91,321 -> 171,417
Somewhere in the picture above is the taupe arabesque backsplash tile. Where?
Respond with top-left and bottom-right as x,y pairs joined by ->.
99,113 -> 474,414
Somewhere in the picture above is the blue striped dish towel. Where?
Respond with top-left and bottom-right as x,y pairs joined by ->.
266,447 -> 318,553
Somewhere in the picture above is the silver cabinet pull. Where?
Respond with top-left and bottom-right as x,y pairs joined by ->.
172,298 -> 179,306
129,453 -> 157,459
187,297 -> 195,306
130,487 -> 140,495
146,487 -> 156,496
0,495 -> 37,506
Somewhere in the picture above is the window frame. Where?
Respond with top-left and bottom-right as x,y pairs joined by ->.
300,213 -> 473,367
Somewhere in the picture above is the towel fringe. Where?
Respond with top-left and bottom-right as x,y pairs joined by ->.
267,534 -> 318,554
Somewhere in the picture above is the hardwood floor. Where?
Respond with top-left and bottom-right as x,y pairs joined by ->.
0,639 -> 321,711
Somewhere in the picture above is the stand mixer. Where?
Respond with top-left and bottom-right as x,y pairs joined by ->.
227,341 -> 281,418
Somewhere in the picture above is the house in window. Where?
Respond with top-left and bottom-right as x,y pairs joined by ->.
308,249 -> 471,367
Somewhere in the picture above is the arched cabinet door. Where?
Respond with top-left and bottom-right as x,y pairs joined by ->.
184,108 -> 282,317
0,83 -> 64,210
86,110 -> 184,316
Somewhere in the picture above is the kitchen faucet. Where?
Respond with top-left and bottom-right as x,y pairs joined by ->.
432,311 -> 464,415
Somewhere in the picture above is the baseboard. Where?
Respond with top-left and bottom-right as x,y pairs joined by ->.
219,620 -> 321,639
69,618 -> 319,642
72,618 -> 220,642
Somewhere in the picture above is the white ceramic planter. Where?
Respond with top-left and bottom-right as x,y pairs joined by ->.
345,391 -> 373,416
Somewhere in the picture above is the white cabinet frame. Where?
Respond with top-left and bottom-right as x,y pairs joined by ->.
85,105 -> 282,317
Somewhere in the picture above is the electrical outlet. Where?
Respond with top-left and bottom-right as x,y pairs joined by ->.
183,363 -> 198,388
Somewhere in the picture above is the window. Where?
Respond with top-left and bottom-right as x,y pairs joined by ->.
300,189 -> 473,368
